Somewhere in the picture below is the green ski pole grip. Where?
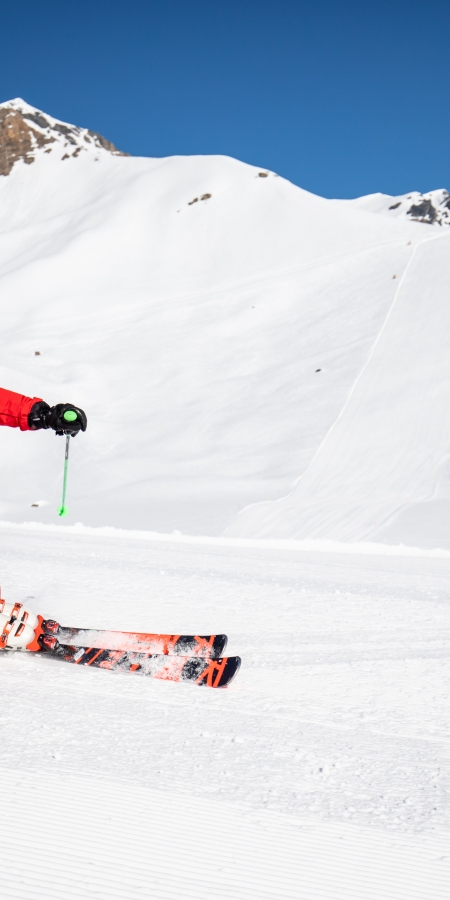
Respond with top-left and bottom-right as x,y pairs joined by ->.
63,410 -> 77,422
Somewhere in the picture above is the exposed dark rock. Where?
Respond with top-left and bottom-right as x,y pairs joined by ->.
52,123 -> 75,136
23,112 -> 50,129
389,202 -> 401,210
407,198 -> 437,224
201,193 -> 211,200
87,129 -> 125,154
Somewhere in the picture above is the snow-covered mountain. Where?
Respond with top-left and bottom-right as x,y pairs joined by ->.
0,98 -> 449,547
0,98 -> 127,176
346,188 -> 450,226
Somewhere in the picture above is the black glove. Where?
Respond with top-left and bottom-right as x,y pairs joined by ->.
29,401 -> 87,436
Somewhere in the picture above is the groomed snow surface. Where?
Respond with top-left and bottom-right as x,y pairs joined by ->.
1,522 -> 450,899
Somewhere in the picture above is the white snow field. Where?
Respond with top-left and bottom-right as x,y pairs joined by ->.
1,98 -> 449,546
1,99 -> 450,897
230,232 -> 450,545
1,522 -> 450,899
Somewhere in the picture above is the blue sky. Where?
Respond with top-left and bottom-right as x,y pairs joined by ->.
1,0 -> 449,198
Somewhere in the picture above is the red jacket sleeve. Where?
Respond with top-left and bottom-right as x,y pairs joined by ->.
0,388 -> 43,431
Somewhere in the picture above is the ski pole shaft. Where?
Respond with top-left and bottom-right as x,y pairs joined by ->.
58,435 -> 70,517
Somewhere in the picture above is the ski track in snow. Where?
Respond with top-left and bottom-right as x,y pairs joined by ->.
1,524 -> 449,898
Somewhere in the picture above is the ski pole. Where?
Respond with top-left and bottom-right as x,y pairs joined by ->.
58,434 -> 70,517
57,410 -> 81,516
58,408 -> 79,517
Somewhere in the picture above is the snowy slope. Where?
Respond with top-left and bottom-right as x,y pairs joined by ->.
229,232 -> 450,544
0,97 -> 436,540
1,523 -> 450,898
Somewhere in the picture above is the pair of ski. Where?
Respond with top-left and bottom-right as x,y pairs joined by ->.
37,620 -> 240,688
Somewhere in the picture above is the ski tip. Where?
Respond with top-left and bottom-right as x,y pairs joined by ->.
211,634 -> 228,658
216,655 -> 241,687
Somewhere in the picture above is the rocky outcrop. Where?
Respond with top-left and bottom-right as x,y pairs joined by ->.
349,187 -> 450,227
0,108 -> 54,176
0,99 -> 128,176
406,192 -> 450,225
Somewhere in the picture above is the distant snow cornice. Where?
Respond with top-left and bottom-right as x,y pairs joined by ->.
0,98 -> 129,176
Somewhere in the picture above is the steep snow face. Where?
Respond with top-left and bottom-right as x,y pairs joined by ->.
0,98 -> 127,176
229,232 -> 450,545
0,99 -> 445,543
344,188 -> 450,226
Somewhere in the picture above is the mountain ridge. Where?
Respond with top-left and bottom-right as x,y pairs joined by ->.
345,188 -> 450,227
0,97 -> 128,176
1,98 -> 449,230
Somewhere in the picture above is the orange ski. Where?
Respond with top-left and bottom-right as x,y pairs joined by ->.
39,636 -> 241,688
41,621 -> 227,659
0,599 -> 228,662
